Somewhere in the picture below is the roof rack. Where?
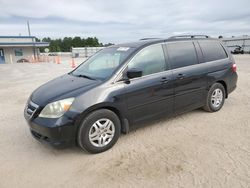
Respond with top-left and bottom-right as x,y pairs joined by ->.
139,38 -> 162,41
169,35 -> 210,39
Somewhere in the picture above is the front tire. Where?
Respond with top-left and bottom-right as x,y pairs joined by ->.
203,83 -> 225,112
77,109 -> 121,153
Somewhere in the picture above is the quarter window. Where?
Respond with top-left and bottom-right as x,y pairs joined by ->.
198,40 -> 228,62
128,44 -> 166,76
167,42 -> 198,69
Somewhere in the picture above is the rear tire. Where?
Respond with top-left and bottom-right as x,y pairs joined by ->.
77,109 -> 121,154
203,83 -> 225,112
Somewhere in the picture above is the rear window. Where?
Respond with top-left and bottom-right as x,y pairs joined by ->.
166,42 -> 198,69
198,40 -> 228,62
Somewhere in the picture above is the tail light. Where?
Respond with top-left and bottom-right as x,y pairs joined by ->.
232,63 -> 237,72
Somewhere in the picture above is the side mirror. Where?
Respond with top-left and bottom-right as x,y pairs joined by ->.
126,68 -> 143,79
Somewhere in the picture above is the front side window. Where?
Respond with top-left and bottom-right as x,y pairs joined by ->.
167,42 -> 198,69
71,47 -> 134,80
127,44 -> 166,76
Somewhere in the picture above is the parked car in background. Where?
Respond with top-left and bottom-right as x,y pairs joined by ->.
48,53 -> 57,56
17,58 -> 29,63
24,35 -> 238,153
231,45 -> 244,54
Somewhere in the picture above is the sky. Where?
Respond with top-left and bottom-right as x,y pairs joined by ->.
0,0 -> 250,44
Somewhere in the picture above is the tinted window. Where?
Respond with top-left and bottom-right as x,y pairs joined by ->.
128,44 -> 166,76
167,42 -> 198,69
198,40 -> 228,62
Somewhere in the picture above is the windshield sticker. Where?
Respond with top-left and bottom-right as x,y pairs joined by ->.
117,47 -> 130,51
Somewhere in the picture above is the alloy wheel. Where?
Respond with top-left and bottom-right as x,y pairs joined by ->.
88,118 -> 115,147
211,88 -> 223,108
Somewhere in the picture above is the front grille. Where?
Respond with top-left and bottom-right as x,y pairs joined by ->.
25,101 -> 39,119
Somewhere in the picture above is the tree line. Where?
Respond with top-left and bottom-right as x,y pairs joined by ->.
36,37 -> 114,52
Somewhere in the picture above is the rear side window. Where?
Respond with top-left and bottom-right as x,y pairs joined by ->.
166,42 -> 198,69
198,40 -> 228,62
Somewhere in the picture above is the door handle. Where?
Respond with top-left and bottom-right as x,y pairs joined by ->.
160,77 -> 169,83
176,73 -> 185,80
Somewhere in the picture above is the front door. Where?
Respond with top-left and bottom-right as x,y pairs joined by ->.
0,49 -> 5,64
124,44 -> 174,124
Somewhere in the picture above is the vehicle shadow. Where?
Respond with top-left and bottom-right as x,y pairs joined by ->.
32,108 -> 206,155
128,108 -> 206,134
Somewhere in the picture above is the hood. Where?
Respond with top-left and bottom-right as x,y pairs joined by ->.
31,74 -> 100,106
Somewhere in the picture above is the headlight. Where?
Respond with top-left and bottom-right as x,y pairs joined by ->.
39,98 -> 75,118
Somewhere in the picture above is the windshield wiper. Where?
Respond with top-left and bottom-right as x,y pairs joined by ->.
74,74 -> 96,80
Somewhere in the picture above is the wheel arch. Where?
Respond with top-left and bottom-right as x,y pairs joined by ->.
216,80 -> 228,98
75,103 -> 129,136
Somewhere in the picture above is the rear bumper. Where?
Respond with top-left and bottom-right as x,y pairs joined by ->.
228,85 -> 237,94
227,72 -> 238,95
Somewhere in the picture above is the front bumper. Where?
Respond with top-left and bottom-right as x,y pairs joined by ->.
24,103 -> 77,148
27,118 -> 76,148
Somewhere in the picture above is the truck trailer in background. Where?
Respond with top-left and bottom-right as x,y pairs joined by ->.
72,47 -> 105,58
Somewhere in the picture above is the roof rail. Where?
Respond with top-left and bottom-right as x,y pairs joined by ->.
139,38 -> 162,41
169,35 -> 210,39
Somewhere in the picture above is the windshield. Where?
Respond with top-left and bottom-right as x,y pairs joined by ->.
71,47 -> 134,80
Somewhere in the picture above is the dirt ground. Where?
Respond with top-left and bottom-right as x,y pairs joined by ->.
0,55 -> 249,188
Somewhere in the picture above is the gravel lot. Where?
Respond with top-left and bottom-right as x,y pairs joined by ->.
0,55 -> 249,188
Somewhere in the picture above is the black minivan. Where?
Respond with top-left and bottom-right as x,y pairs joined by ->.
24,35 -> 237,153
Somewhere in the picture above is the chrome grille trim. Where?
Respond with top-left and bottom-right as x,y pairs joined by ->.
25,101 -> 39,119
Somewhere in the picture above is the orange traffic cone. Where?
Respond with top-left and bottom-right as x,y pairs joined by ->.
57,56 -> 61,64
71,58 -> 76,68
32,55 -> 35,63
27,56 -> 31,63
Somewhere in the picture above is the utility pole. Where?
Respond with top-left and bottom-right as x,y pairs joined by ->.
27,21 -> 36,60
27,21 -> 31,36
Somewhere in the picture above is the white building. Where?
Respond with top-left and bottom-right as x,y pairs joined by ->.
222,36 -> 250,53
0,36 -> 49,64
72,47 -> 105,58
